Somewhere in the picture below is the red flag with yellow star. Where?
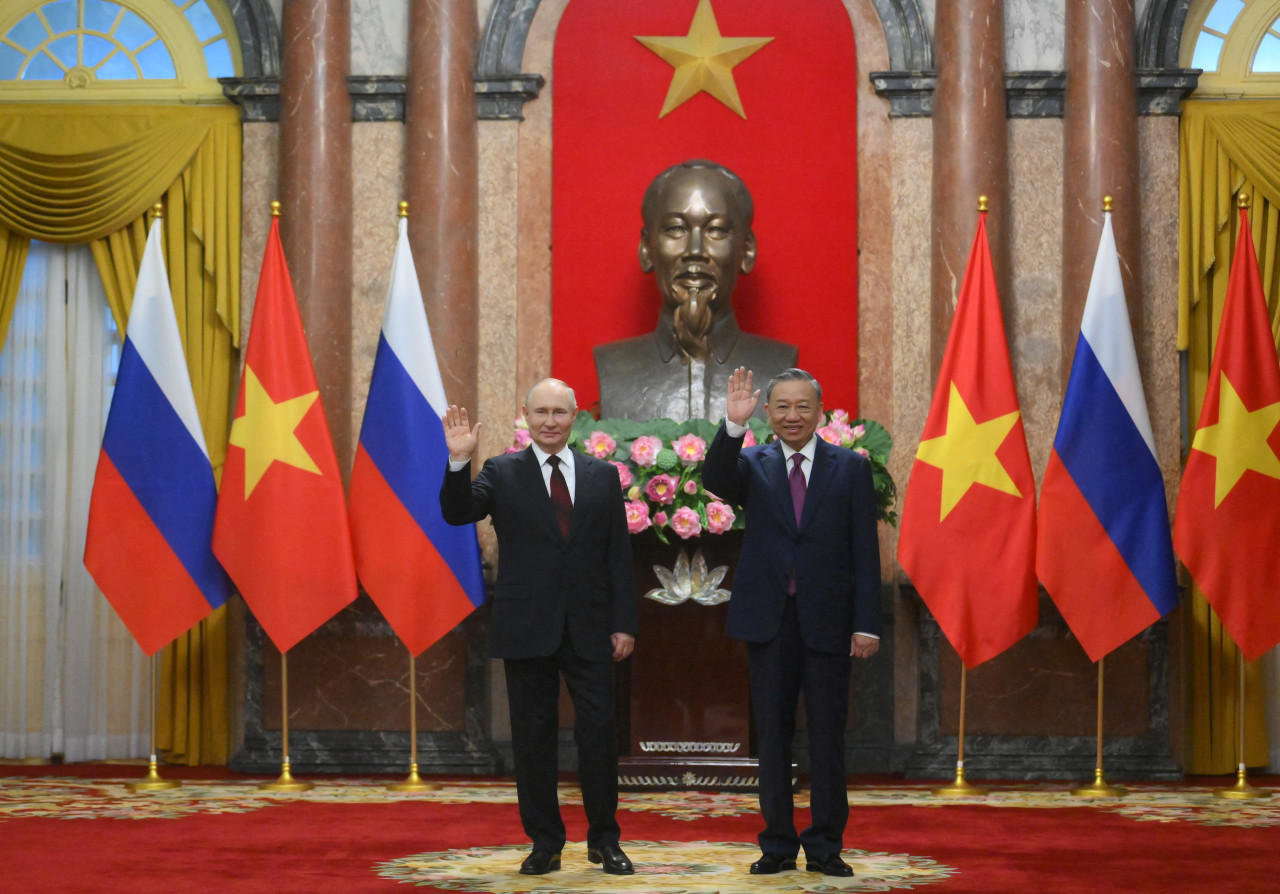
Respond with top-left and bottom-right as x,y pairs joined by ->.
897,211 -> 1038,668
1174,205 -> 1280,662
213,215 -> 357,652
552,0 -> 861,411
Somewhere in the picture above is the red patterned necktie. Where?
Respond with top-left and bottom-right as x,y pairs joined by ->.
547,455 -> 572,537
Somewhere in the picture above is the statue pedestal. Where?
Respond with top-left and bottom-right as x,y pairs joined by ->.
618,533 -> 758,790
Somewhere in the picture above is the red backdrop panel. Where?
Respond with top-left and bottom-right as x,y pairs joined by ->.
552,0 -> 860,415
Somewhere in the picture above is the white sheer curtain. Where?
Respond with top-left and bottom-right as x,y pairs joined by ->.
0,241 -> 146,761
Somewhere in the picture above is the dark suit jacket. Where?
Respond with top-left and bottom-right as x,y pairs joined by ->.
702,423 -> 882,653
440,447 -> 638,661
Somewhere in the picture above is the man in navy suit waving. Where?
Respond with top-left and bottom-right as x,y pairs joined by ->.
440,378 -> 637,877
702,367 -> 882,879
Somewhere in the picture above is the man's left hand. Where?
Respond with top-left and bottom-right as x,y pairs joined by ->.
850,634 -> 879,659
611,633 -> 635,662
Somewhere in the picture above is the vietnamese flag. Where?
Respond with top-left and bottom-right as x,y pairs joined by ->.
213,212 -> 357,653
897,210 -> 1038,668
1174,204 -> 1280,662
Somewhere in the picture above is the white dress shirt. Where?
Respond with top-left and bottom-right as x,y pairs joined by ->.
449,444 -> 576,502
530,444 -> 576,502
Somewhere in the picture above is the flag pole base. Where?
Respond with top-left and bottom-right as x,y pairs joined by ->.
932,765 -> 987,797
1213,767 -> 1270,800
259,760 -> 314,792
1071,769 -> 1126,798
125,759 -> 181,792
386,764 -> 441,793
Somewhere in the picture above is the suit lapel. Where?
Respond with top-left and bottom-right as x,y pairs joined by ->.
757,442 -> 797,531
800,439 -> 835,530
567,449 -> 592,542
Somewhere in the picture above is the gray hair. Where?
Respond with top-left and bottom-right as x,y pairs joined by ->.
524,377 -> 578,411
765,368 -> 822,403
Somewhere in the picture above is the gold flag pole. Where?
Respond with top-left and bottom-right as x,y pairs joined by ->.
1072,656 -> 1125,797
933,664 -> 987,796
126,653 -> 180,792
1072,196 -> 1122,797
1210,193 -> 1268,801
1213,650 -> 1269,799
260,652 -> 314,792
387,650 -> 441,792
124,202 -> 178,794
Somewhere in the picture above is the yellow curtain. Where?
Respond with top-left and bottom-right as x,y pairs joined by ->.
1178,99 -> 1280,773
0,227 -> 29,342
0,103 -> 241,765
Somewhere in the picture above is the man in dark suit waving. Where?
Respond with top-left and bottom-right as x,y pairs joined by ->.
702,367 -> 882,879
440,378 -> 637,876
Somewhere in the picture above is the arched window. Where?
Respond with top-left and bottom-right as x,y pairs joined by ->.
1186,0 -> 1280,95
0,0 -> 238,101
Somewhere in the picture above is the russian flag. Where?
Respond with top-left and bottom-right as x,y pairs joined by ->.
349,212 -> 485,656
1037,210 -> 1178,661
84,217 -> 231,656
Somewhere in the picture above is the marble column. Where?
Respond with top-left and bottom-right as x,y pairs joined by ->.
277,0 -> 354,470
1062,0 -> 1141,388
931,0 -> 1009,377
406,0 -> 480,414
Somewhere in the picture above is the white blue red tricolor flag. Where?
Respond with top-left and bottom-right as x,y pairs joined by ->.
1037,210 -> 1178,661
349,214 -> 485,655
84,217 -> 231,655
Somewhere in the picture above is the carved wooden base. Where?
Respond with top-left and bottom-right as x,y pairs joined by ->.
618,756 -> 762,791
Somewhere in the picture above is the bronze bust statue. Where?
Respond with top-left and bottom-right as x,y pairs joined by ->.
594,160 -> 797,421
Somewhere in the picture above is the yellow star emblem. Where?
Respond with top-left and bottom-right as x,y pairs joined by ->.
228,366 -> 322,499
915,383 -> 1023,521
1190,371 -> 1280,507
636,0 -> 773,118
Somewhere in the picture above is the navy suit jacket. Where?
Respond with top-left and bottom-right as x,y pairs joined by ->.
702,423 -> 882,653
440,447 -> 638,662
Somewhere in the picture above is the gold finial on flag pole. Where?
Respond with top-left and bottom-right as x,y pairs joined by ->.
270,200 -> 282,217
1103,195 -> 1113,213
152,202 -> 164,220
1071,656 -> 1126,798
125,654 -> 181,792
978,195 -> 989,213
1237,191 -> 1250,209
398,201 -> 409,218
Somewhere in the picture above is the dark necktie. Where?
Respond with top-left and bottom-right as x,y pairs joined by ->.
547,455 -> 572,538
790,452 -> 807,526
788,453 -> 806,595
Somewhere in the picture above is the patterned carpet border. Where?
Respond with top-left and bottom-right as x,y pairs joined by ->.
1,777 -> 1278,827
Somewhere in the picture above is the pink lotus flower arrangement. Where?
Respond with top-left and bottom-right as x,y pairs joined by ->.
507,409 -> 896,541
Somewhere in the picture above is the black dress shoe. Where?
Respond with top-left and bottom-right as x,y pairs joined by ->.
749,853 -> 797,874
806,854 -> 854,877
518,849 -> 561,875
587,844 -> 635,875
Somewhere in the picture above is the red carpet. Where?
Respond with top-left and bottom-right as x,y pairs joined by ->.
2,768 -> 1278,892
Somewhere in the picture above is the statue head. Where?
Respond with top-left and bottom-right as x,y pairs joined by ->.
639,160 -> 757,359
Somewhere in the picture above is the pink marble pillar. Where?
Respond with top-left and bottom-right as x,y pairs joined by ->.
406,0 -> 479,414
277,0 -> 354,470
1062,0 -> 1141,388
931,0 -> 1009,377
